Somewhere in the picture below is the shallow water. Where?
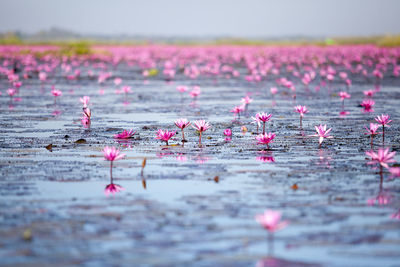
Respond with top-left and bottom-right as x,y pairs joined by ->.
1,52 -> 400,266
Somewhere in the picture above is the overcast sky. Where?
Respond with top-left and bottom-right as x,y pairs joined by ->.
0,0 -> 399,37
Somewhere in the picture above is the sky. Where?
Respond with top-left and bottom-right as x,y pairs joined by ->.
0,0 -> 399,38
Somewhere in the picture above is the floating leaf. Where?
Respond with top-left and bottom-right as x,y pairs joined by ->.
75,139 -> 86,144
213,176 -> 219,183
45,144 -> 53,152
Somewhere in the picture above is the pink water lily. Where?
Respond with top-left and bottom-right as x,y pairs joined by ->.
240,95 -> 253,111
256,112 -> 272,134
251,115 -> 262,134
81,115 -> 91,128
255,210 -> 288,232
375,114 -> 392,143
174,118 -> 191,141
192,120 -> 211,146
364,123 -> 381,148
363,90 -> 376,98
189,86 -> 201,99
361,99 -> 375,113
366,147 -> 396,169
338,91 -> 351,101
223,129 -> 232,136
310,124 -> 333,147
80,96 -> 90,108
155,129 -> 176,145
103,146 -> 126,179
7,88 -> 17,99
114,77 -> 122,86
389,167 -> 400,179
231,105 -> 245,119
176,85 -> 188,93
103,146 -> 126,162
294,105 -> 308,127
256,132 -> 276,149
51,88 -> 62,104
114,129 -> 136,139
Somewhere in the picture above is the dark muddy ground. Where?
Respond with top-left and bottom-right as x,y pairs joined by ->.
1,64 -> 400,267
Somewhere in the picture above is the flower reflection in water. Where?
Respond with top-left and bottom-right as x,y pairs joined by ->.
105,183 -> 124,196
156,151 -> 174,159
339,110 -> 350,118
116,139 -> 133,149
193,154 -> 210,164
316,149 -> 333,169
256,151 -> 275,163
367,189 -> 392,206
256,256 -> 312,267
176,153 -> 188,162
391,209 -> 400,220
52,109 -> 62,117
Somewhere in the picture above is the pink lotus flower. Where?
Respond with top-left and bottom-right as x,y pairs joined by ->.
114,129 -> 136,139
375,114 -> 392,126
51,89 -> 62,97
175,118 -> 191,141
192,120 -> 211,146
114,77 -> 122,86
51,88 -> 62,104
176,85 -> 188,93
338,91 -> 351,101
345,78 -> 352,87
231,105 -> 245,118
105,183 -> 124,196
255,210 -> 288,232
294,105 -> 308,127
39,72 -> 47,82
7,88 -> 17,98
81,106 -> 91,129
256,112 -> 272,134
366,147 -> 396,169
363,90 -> 375,98
83,107 -> 91,118
389,167 -> 400,179
189,86 -> 201,98
241,95 -> 253,106
155,129 -> 176,145
375,114 -> 392,143
251,115 -> 262,133
364,123 -> 380,136
310,124 -> 333,147
361,99 -> 375,113
373,69 -> 383,79
367,191 -> 392,206
122,86 -> 131,94
81,115 -> 91,128
256,132 -> 276,149
223,129 -> 232,136
103,146 -> 126,179
13,81 -> 22,88
364,123 -> 381,148
103,146 -> 126,162
270,87 -> 278,95
80,96 -> 90,108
